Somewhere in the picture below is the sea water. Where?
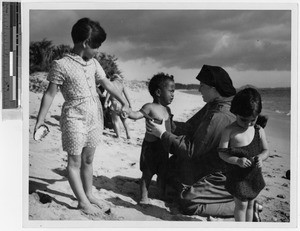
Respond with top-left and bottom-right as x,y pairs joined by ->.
181,88 -> 291,116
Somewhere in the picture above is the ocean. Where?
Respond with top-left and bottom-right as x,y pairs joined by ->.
180,88 -> 291,116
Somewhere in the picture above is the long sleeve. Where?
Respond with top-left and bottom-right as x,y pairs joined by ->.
172,104 -> 208,136
161,102 -> 235,162
161,114 -> 212,159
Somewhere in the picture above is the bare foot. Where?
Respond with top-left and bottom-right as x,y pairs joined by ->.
78,202 -> 101,216
88,195 -> 109,211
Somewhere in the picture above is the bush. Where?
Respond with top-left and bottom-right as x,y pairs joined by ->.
29,72 -> 49,93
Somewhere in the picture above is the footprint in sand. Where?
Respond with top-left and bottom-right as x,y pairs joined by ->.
266,174 -> 275,178
277,194 -> 286,199
269,154 -> 281,158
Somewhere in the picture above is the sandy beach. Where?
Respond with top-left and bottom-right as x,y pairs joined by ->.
27,73 -> 291,224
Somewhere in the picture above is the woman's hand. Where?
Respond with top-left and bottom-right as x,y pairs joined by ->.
146,119 -> 166,138
236,157 -> 252,168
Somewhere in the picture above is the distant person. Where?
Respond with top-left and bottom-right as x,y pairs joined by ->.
128,72 -> 175,204
97,85 -> 113,129
218,87 -> 269,222
104,74 -> 132,139
34,17 -> 129,215
146,65 -> 237,218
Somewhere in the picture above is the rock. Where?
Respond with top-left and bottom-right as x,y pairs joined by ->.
277,194 -> 286,199
272,217 -> 278,222
37,192 -> 52,204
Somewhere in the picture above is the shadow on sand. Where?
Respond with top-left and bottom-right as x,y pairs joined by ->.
92,175 -> 199,221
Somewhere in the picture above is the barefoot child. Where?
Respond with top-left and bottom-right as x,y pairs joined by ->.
104,74 -> 132,139
128,73 -> 175,204
218,87 -> 269,222
34,18 -> 129,215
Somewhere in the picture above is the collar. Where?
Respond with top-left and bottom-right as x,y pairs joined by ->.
65,53 -> 93,66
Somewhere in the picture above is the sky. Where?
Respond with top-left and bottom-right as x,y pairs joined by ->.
29,6 -> 292,88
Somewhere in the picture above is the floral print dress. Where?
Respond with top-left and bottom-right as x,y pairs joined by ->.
47,53 -> 106,155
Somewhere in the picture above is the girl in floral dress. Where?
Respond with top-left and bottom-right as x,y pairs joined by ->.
34,18 -> 129,215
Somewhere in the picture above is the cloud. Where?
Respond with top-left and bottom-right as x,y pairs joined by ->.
30,9 -> 291,72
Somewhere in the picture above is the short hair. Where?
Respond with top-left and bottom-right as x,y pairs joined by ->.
230,87 -> 262,117
71,18 -> 106,48
148,72 -> 174,98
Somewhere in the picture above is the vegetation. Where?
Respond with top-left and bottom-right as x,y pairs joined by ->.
29,39 -> 213,92
30,39 -> 122,78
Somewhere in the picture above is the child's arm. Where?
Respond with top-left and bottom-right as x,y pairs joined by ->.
34,82 -> 59,132
256,127 -> 269,168
128,109 -> 144,120
128,104 -> 151,120
218,127 -> 253,168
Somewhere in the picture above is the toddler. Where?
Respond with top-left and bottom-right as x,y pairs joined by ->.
128,72 -> 175,205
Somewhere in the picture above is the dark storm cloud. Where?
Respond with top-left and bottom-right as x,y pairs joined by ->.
30,10 -> 291,71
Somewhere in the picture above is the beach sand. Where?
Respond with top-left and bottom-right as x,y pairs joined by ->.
28,76 -> 291,224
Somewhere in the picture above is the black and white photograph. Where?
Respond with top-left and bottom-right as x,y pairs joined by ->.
0,0 -> 298,230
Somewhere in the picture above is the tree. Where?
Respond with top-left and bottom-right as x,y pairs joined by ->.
95,52 -> 122,79
30,39 -> 54,73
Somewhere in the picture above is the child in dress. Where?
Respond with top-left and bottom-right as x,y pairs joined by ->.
218,87 -> 269,222
128,73 -> 175,205
104,74 -> 132,139
34,18 -> 129,215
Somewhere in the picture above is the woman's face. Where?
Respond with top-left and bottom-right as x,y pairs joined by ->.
159,80 -> 175,106
236,115 -> 258,129
198,82 -> 215,102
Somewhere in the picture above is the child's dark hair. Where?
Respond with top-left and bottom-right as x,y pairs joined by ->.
230,87 -> 262,117
148,72 -> 174,98
71,18 -> 106,48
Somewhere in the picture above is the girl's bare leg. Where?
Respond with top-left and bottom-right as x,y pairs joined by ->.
67,154 -> 100,215
81,147 -> 105,209
111,111 -> 121,138
120,117 -> 131,139
246,199 -> 255,221
234,197 -> 248,221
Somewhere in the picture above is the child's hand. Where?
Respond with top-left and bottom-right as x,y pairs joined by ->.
120,104 -> 130,118
255,156 -> 263,168
237,157 -> 252,168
